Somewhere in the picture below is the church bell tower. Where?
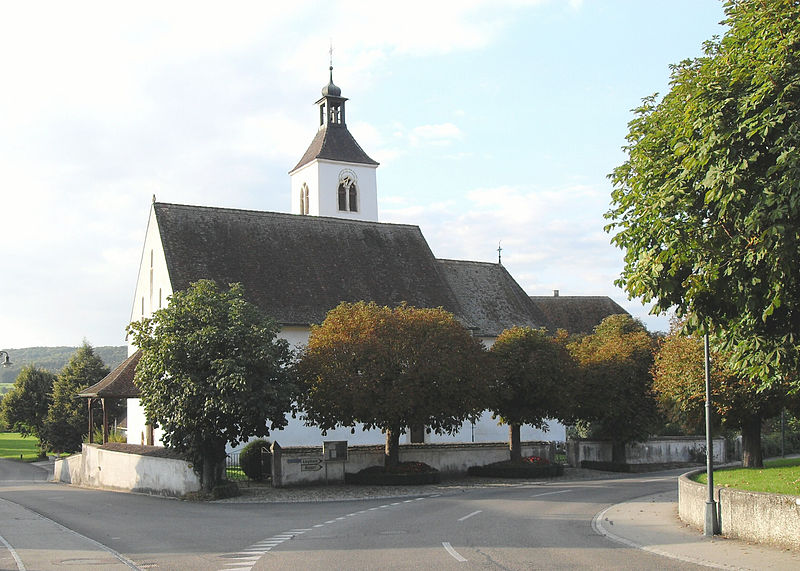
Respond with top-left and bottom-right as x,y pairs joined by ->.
289,65 -> 379,221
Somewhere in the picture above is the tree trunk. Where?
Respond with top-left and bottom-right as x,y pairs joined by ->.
200,439 -> 227,492
509,424 -> 522,462
741,413 -> 763,468
611,440 -> 626,465
385,428 -> 401,470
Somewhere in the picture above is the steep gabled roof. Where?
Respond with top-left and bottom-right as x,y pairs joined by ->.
154,203 -> 467,328
529,295 -> 628,335
290,124 -> 379,173
79,350 -> 141,398
436,259 -> 547,337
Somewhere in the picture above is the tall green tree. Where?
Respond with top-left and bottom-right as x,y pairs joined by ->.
43,343 -> 109,453
296,302 -> 488,469
653,323 -> 797,467
606,0 -> 800,388
127,280 -> 295,492
568,315 -> 660,463
0,365 -> 56,455
490,327 -> 577,461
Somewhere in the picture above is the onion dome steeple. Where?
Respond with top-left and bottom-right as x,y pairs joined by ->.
317,65 -> 347,127
322,65 -> 341,97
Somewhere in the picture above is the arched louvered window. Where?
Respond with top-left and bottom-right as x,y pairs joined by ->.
338,170 -> 358,212
349,184 -> 358,212
300,183 -> 309,215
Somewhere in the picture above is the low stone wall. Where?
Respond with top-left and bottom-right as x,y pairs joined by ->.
53,444 -> 200,497
271,440 -> 553,487
678,469 -> 800,550
568,437 -> 726,468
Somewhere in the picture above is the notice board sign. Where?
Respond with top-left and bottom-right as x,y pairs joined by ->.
323,440 -> 347,462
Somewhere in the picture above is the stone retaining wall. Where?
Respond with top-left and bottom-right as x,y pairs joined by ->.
53,443 -> 200,497
678,469 -> 800,550
271,441 -> 554,487
569,437 -> 726,467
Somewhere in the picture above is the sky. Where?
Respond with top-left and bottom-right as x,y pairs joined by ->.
0,0 -> 729,349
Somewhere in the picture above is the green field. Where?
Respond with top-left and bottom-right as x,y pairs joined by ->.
0,432 -> 42,461
694,457 -> 800,495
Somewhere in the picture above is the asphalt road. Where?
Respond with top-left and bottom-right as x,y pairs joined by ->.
0,459 -> 707,570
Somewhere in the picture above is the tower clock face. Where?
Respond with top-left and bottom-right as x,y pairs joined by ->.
339,169 -> 357,188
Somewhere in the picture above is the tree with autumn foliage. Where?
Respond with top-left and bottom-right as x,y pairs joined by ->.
489,327 -> 577,462
295,302 -> 488,469
568,314 -> 660,463
652,323 -> 797,468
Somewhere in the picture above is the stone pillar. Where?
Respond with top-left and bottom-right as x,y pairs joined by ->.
270,441 -> 283,488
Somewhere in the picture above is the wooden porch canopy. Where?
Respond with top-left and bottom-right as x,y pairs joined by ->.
79,350 -> 141,444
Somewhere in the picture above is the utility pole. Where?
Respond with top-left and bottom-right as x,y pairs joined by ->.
704,333 -> 719,536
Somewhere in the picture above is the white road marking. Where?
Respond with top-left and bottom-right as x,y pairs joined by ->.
0,497 -> 140,570
442,542 -> 467,562
592,505 -> 728,570
457,510 -> 482,522
0,532 -> 25,571
218,494 -> 435,570
530,489 -> 571,498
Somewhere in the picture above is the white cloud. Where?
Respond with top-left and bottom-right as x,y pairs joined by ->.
409,123 -> 464,147
382,181 -> 670,333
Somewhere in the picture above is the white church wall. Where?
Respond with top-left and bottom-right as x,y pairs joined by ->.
278,325 -> 310,351
236,411 -> 565,452
129,206 -> 172,356
290,162 -> 320,216
126,397 -> 165,446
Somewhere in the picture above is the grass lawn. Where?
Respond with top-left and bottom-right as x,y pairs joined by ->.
693,457 -> 800,495
0,432 -> 42,462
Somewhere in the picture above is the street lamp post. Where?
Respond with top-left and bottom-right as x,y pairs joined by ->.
704,333 -> 719,536
0,350 -> 11,368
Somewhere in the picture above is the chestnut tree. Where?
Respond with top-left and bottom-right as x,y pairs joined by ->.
127,280 -> 295,492
296,302 -> 488,469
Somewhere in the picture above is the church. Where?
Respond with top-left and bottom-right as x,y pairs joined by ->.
110,66 -> 625,448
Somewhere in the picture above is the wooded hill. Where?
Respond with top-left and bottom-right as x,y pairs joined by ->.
0,346 -> 127,388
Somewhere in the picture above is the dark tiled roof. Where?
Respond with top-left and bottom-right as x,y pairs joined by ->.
528,295 -> 628,335
79,350 -> 141,398
290,124 -> 379,172
155,203 -> 467,328
436,260 -> 548,337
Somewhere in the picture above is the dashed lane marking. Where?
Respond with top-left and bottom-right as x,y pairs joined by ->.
530,489 -> 572,498
216,495 -> 433,570
457,510 -> 482,522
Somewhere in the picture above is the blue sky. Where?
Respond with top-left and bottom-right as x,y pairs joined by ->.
0,0 -> 728,348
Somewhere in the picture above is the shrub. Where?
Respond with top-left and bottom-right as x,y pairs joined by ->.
761,430 -> 800,458
345,462 -> 440,485
239,438 -> 271,481
468,460 -> 564,478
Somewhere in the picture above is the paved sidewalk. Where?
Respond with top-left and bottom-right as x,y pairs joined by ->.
594,489 -> 800,570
